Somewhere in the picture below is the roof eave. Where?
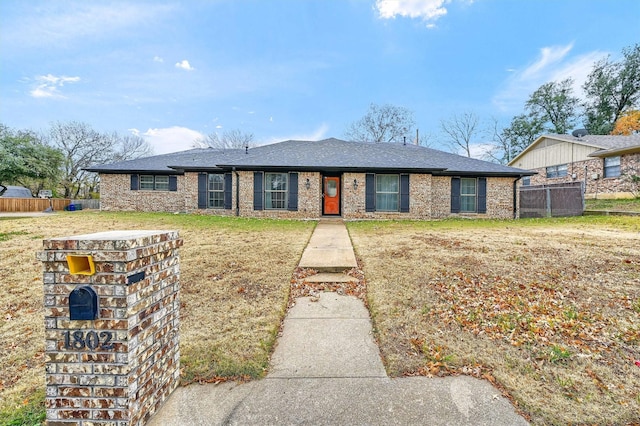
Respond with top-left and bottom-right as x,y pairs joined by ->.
587,146 -> 640,157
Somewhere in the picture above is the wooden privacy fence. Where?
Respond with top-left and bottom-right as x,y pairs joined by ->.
0,198 -> 71,212
519,182 -> 584,218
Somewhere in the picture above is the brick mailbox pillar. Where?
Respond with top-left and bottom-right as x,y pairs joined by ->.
38,230 -> 183,425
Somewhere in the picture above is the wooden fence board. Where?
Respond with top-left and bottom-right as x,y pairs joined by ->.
0,198 -> 71,212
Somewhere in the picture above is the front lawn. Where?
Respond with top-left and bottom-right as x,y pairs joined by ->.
348,216 -> 640,425
585,197 -> 640,212
0,212 -> 315,424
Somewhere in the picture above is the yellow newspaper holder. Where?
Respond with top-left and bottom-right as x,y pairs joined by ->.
66,255 -> 96,276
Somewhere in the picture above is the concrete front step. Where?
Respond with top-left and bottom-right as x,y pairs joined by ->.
304,272 -> 359,283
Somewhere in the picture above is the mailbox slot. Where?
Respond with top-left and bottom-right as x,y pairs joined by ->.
66,255 -> 96,275
69,286 -> 99,320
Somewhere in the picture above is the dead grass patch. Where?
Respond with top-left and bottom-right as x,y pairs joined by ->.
0,212 -> 314,417
348,217 -> 640,425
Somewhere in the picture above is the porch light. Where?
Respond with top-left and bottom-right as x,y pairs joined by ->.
353,179 -> 358,189
305,178 -> 311,189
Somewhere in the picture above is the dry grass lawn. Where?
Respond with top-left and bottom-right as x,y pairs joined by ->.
0,212 -> 314,420
348,217 -> 640,425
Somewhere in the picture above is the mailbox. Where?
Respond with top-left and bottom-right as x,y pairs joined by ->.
66,255 -> 96,275
69,286 -> 99,320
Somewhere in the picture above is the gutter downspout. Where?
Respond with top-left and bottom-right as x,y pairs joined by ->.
513,177 -> 522,219
233,167 -> 240,217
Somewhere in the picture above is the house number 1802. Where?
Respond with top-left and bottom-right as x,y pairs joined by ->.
63,330 -> 114,350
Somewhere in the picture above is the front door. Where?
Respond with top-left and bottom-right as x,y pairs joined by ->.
323,176 -> 340,215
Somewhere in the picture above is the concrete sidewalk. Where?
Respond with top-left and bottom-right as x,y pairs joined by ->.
298,220 -> 357,272
148,220 -> 529,425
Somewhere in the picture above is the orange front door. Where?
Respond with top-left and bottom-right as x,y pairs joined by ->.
323,177 -> 340,215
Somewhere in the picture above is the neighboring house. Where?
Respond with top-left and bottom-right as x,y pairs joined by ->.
509,134 -> 640,198
87,138 -> 533,219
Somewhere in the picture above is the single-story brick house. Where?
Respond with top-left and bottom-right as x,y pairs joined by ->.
87,138 -> 533,219
508,134 -> 640,198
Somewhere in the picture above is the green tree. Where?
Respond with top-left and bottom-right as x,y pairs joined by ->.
583,43 -> 640,134
525,78 -> 580,134
0,124 -> 63,189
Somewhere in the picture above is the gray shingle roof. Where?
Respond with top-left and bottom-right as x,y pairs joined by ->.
86,148 -> 244,173
543,133 -> 640,150
87,138 -> 532,176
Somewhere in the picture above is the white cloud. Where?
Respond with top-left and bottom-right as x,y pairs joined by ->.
29,74 -> 80,98
153,56 -> 164,63
4,3 -> 175,48
376,0 -> 450,23
469,142 -> 495,160
175,60 -> 195,71
139,126 -> 205,155
492,43 -> 606,112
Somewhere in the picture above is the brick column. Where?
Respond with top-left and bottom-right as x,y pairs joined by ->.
37,230 -> 183,426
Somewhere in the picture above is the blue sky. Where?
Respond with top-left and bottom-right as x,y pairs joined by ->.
1,0 -> 638,155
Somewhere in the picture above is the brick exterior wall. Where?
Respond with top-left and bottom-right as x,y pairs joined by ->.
99,174 -> 190,212
98,172 -> 519,219
528,153 -> 640,198
38,230 -> 183,425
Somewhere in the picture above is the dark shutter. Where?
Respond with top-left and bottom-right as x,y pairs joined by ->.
400,174 -> 410,213
224,173 -> 232,210
130,174 -> 139,191
477,177 -> 487,213
365,174 -> 375,212
168,175 -> 178,191
197,173 -> 207,209
288,172 -> 298,211
253,172 -> 263,211
451,177 -> 461,213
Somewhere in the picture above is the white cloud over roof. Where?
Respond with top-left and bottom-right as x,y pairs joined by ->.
139,126 -> 205,155
29,74 -> 80,98
376,0 -> 449,22
175,60 -> 195,71
492,43 -> 606,112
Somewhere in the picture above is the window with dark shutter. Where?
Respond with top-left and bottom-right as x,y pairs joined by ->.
477,177 -> 487,213
130,174 -> 139,191
365,174 -> 375,212
253,172 -> 264,210
450,177 -> 461,213
197,173 -> 207,209
169,176 -> 178,191
288,172 -> 298,211
224,173 -> 232,210
400,174 -> 410,213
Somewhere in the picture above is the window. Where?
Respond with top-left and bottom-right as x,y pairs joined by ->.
460,178 -> 477,212
265,173 -> 288,209
375,175 -> 399,212
208,174 -> 224,208
546,164 -> 567,178
136,175 -> 175,191
140,175 -> 154,190
154,175 -> 169,191
365,174 -> 409,213
451,177 -> 486,214
522,176 -> 531,186
603,156 -> 621,178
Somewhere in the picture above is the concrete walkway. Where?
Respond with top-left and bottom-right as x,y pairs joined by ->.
149,220 -> 529,425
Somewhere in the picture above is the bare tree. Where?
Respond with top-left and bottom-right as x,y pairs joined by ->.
344,103 -> 416,143
197,129 -> 255,149
110,133 -> 153,161
440,111 -> 480,157
46,121 -> 114,198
